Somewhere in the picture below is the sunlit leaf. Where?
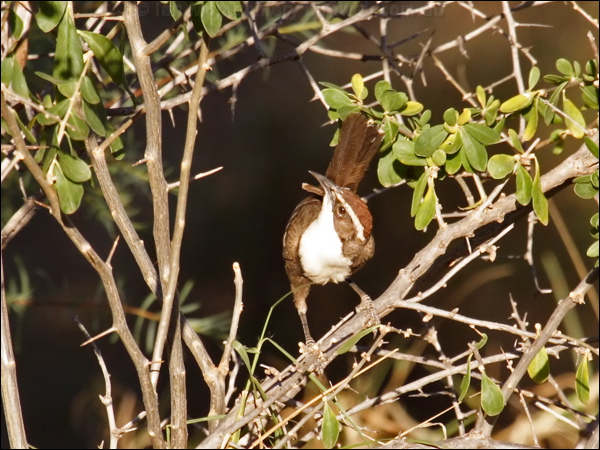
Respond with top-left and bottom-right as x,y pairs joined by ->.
481,372 -> 505,416
562,95 -> 586,139
575,358 -> 590,404
322,88 -> 354,109
321,403 -> 340,449
79,31 -> 125,85
415,125 -> 447,157
488,154 -> 515,179
35,1 -> 67,33
515,163 -> 532,205
415,182 -> 436,230
532,159 -> 548,225
528,347 -> 550,383
458,355 -> 472,402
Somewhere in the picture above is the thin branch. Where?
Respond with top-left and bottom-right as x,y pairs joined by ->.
1,250 -> 28,448
72,315 -> 119,449
1,93 -> 167,448
475,267 -> 599,437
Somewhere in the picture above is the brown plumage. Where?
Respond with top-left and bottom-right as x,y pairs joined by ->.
283,113 -> 383,345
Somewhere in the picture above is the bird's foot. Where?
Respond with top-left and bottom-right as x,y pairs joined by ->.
356,296 -> 380,329
298,340 -> 326,374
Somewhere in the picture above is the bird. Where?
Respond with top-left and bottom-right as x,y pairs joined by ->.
283,113 -> 383,346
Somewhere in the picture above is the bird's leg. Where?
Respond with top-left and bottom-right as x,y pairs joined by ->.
346,277 -> 379,328
295,296 -> 326,373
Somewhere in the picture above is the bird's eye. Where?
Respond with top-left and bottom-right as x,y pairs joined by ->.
337,206 -> 346,215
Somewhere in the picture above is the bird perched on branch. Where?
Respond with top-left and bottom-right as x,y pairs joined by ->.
283,113 -> 383,347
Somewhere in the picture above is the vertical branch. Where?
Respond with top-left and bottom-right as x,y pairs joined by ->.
163,37 -> 210,447
1,94 -> 166,448
122,1 -> 171,317
1,251 -> 28,448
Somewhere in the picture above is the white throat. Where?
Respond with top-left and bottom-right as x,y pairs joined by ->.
299,193 -> 351,285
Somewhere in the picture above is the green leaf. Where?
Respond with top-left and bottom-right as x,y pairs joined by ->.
169,1 -> 183,20
528,347 -> 550,383
54,163 -> 84,214
445,151 -> 462,175
580,84 -> 598,110
336,326 -> 378,354
414,125 -> 447,158
457,108 -> 471,125
322,88 -> 354,109
37,99 -> 69,125
500,93 -> 534,113
321,403 -> 340,449
431,149 -> 446,166
5,54 -> 29,100
584,136 -> 599,158
443,108 -> 458,126
562,95 -> 586,139
532,159 -> 548,225
556,58 -> 574,77
515,163 -> 532,205
463,123 -> 501,145
508,129 -> 524,153
415,181 -> 436,231
476,86 -> 486,107
336,105 -> 361,120
587,241 -> 599,258
474,333 -> 488,350
78,31 -> 125,85
53,11 -> 84,95
231,340 -> 253,372
80,76 -> 100,104
461,129 -> 488,172
574,178 -> 598,199
58,151 -> 91,183
215,1 -> 242,20
484,99 -> 500,126
351,73 -> 366,100
35,1 -> 67,33
411,171 -> 428,217
575,358 -> 590,404
544,81 -> 567,125
377,149 -> 403,187
393,139 -> 425,166
9,7 -> 24,40
458,355 -> 472,402
440,131 -> 462,155
487,154 -> 515,179
523,98 -> 539,141
381,90 -> 407,113
201,1 -> 222,37
481,372 -> 505,416
400,101 -> 423,116
83,101 -> 106,136
528,66 -> 540,91
374,80 -> 391,103
66,112 -> 90,141
380,116 -> 399,151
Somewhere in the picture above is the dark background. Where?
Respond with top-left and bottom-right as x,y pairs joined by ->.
2,2 -> 598,448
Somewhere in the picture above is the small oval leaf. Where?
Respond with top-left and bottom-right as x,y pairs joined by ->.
54,163 -> 84,215
575,358 -> 590,404
321,403 -> 340,449
481,372 -> 505,416
487,154 -> 515,179
528,347 -> 550,383
322,88 -> 355,109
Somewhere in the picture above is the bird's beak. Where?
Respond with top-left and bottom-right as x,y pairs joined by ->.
308,171 -> 342,199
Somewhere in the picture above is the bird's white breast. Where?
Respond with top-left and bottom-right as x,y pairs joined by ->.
298,194 -> 351,284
